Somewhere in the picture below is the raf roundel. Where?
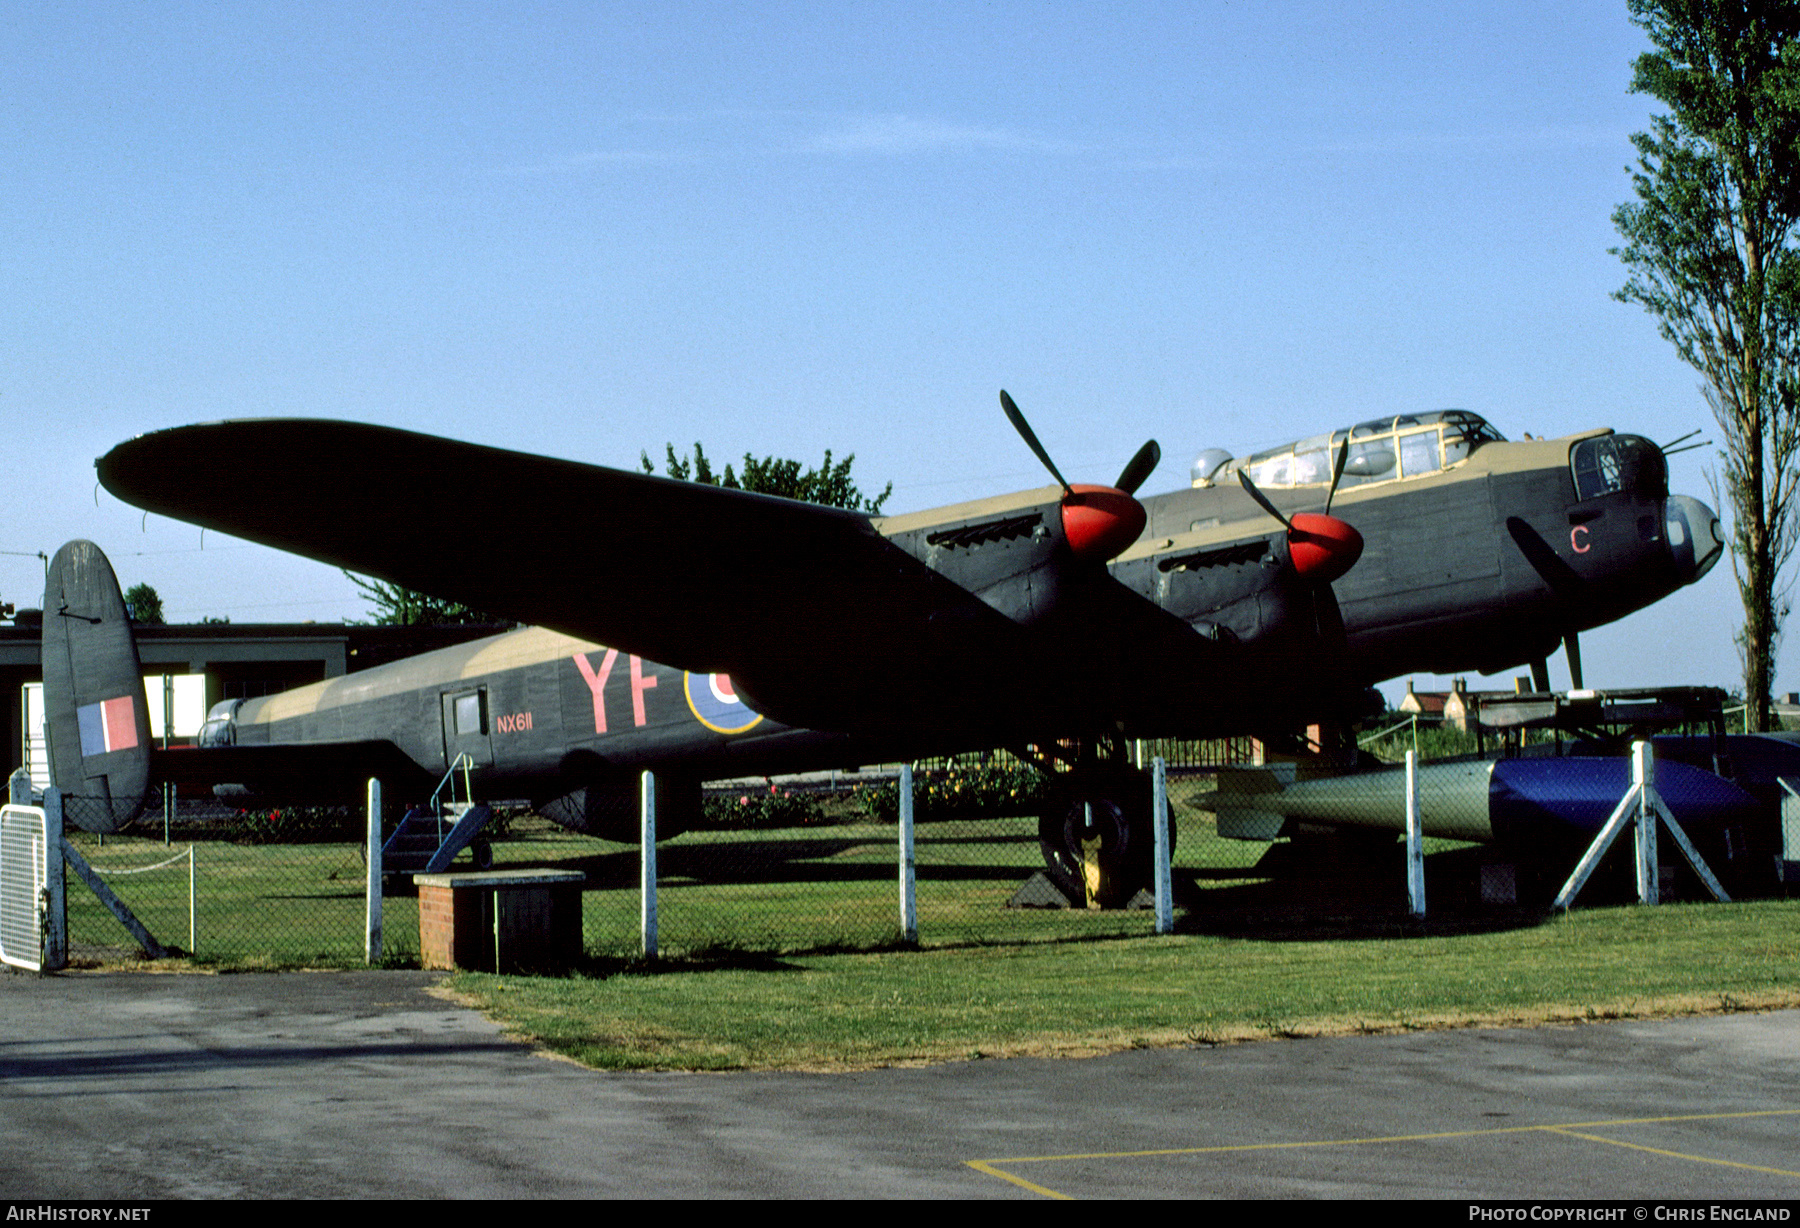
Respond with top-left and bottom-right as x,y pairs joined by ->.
683,672 -> 763,735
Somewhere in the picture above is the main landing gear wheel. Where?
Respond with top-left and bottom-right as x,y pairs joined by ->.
1036,766 -> 1173,908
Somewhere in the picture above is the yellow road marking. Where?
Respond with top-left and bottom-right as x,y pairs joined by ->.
1544,1127 -> 1800,1179
965,1160 -> 1074,1200
966,1108 -> 1800,1199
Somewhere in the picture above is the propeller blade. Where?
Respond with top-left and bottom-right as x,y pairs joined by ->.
1114,439 -> 1161,496
1323,436 -> 1350,517
1237,467 -> 1292,531
1239,460 -> 1364,583
999,390 -> 1072,497
996,388 -> 1149,562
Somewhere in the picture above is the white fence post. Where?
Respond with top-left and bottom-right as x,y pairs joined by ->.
365,777 -> 382,963
641,770 -> 658,959
1405,749 -> 1425,918
1634,741 -> 1659,904
1151,757 -> 1172,934
42,786 -> 65,971
898,764 -> 917,943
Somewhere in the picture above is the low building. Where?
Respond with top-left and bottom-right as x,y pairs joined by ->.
0,616 -> 508,781
1396,678 -> 1524,732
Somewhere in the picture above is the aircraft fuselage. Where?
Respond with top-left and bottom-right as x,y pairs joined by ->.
181,417 -> 1721,840
1137,423 -> 1718,684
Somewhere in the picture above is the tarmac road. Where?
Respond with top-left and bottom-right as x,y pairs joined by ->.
0,969 -> 1796,1200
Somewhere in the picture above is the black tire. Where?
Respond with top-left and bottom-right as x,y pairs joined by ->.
1036,766 -> 1173,908
470,838 -> 494,870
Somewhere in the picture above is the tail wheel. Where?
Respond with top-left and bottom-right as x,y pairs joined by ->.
1036,766 -> 1172,908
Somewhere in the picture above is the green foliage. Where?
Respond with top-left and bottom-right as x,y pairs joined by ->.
1359,722 -> 1482,765
857,762 -> 1050,822
642,441 -> 892,513
1612,0 -> 1800,729
698,784 -> 827,830
345,572 -> 517,627
123,583 -> 165,625
221,805 -> 363,845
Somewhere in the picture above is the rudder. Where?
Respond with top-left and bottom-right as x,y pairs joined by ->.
41,541 -> 152,833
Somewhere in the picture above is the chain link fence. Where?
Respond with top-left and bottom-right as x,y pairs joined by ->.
58,793 -> 411,966
37,737 -> 1736,967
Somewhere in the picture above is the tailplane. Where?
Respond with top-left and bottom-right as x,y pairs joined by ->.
41,541 -> 152,832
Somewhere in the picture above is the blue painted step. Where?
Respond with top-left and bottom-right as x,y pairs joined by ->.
381,802 -> 494,876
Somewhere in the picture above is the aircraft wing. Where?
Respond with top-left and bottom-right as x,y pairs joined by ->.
97,420 -> 1003,679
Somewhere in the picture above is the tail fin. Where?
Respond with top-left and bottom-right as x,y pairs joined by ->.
40,541 -> 151,832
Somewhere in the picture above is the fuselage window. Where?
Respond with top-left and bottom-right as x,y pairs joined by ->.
1222,412 -> 1497,492
453,690 -> 486,736
1571,435 -> 1667,501
1247,455 -> 1292,487
1338,438 -> 1397,489
1399,430 -> 1441,478
1292,449 -> 1332,485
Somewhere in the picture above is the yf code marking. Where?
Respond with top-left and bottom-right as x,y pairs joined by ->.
572,649 -> 658,733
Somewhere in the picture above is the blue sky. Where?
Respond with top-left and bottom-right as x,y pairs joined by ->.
0,1 -> 1771,707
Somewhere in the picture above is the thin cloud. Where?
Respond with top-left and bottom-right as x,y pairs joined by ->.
496,109 -> 1080,174
798,113 -> 1071,156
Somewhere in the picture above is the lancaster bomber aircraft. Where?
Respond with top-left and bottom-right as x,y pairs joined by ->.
45,395 -> 1722,903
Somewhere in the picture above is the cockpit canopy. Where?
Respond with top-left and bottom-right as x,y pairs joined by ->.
1570,433 -> 1667,502
1191,410 -> 1506,491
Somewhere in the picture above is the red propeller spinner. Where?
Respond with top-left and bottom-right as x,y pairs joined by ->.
1000,390 -> 1158,564
1236,438 -> 1365,584
1285,512 -> 1363,583
1061,485 -> 1149,563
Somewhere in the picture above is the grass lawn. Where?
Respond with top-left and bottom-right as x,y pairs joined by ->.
446,899 -> 1800,1071
57,811 -> 1800,1074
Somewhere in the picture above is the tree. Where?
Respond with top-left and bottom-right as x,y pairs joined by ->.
345,574 -> 516,627
1612,0 -> 1800,731
124,583 -> 165,625
641,442 -> 892,513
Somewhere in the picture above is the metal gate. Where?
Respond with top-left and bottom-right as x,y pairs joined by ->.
0,804 -> 48,971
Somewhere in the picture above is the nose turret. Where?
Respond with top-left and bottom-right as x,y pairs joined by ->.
1666,494 -> 1724,585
